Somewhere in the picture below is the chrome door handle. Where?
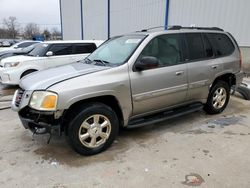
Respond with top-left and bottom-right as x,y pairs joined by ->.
176,71 -> 184,76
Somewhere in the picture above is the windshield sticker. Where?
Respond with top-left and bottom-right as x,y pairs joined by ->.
42,44 -> 48,47
125,39 -> 141,44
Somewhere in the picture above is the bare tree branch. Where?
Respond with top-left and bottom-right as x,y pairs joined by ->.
2,16 -> 19,39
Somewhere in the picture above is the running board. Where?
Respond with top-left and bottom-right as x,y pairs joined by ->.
127,103 -> 203,129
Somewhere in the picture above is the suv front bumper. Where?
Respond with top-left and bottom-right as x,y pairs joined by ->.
18,106 -> 62,131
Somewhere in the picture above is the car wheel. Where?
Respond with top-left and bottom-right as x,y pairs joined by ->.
204,81 -> 230,114
67,103 -> 119,155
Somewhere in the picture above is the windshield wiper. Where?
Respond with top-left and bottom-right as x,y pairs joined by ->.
82,58 -> 110,66
92,59 -> 109,66
78,58 -> 90,64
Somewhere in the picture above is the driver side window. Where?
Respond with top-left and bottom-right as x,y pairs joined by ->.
139,34 -> 182,69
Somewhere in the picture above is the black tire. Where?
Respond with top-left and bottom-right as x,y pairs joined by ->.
20,70 -> 37,79
236,85 -> 250,100
67,103 -> 119,156
204,81 -> 230,114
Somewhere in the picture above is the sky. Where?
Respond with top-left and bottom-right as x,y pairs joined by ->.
0,0 -> 61,31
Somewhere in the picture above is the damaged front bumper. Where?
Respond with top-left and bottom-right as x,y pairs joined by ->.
18,107 -> 63,135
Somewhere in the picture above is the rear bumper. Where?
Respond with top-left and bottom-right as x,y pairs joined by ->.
235,71 -> 244,86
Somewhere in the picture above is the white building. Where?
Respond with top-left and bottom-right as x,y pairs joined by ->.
60,0 -> 250,65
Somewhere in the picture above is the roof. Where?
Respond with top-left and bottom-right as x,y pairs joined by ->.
42,40 -> 104,44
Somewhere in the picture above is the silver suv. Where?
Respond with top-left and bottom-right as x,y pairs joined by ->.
12,26 -> 243,155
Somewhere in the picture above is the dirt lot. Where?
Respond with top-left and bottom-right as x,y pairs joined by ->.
0,85 -> 250,188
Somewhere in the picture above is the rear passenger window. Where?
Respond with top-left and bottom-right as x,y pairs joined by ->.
207,33 -> 235,56
72,43 -> 97,54
203,35 -> 214,58
49,44 -> 72,56
186,33 -> 205,60
139,34 -> 182,68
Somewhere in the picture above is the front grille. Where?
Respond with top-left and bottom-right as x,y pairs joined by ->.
15,89 -> 25,107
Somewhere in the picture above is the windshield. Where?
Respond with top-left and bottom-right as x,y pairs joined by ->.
87,35 -> 146,65
28,43 -> 49,57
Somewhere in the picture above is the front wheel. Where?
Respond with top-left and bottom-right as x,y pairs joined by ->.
67,103 -> 119,155
204,81 -> 230,114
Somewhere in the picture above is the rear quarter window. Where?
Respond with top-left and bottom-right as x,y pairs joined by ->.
72,43 -> 97,54
206,33 -> 235,56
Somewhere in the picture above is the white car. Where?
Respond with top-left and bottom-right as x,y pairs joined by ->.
0,41 -> 40,52
0,40 -> 103,85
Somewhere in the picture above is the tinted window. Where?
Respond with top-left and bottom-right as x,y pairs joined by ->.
203,34 -> 214,58
186,33 -> 205,60
139,34 -> 182,68
73,43 -> 96,54
49,44 -> 72,55
207,33 -> 235,56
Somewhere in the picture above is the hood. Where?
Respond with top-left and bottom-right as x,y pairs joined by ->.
20,62 -> 110,90
0,49 -> 18,56
0,47 -> 12,52
0,55 -> 44,66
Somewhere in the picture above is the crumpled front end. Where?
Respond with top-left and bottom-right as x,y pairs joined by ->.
11,88 -> 64,134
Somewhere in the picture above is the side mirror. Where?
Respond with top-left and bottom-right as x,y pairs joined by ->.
46,51 -> 53,56
135,56 -> 159,71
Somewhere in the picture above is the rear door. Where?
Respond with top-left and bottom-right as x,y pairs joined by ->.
185,33 -> 222,101
129,34 -> 188,116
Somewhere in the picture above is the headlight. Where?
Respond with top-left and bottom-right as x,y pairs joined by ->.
4,62 -> 20,68
29,91 -> 58,111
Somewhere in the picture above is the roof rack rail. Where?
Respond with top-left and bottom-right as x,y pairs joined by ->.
139,26 -> 165,32
168,25 -> 224,31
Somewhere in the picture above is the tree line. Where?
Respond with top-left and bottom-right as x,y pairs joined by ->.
0,16 -> 61,40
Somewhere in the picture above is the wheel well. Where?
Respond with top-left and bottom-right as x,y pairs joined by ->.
20,69 -> 38,78
212,73 -> 236,88
62,95 -> 124,132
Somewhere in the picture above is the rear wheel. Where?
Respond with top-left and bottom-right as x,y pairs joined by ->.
204,81 -> 230,114
67,103 -> 119,155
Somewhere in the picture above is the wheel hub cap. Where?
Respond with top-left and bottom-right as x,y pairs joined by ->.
212,87 -> 227,109
78,114 -> 111,148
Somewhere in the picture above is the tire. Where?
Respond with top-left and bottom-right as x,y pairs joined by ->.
20,70 -> 37,79
204,81 -> 230,114
236,85 -> 250,100
67,103 -> 119,155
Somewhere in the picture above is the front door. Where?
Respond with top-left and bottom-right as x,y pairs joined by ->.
45,44 -> 74,68
129,34 -> 188,116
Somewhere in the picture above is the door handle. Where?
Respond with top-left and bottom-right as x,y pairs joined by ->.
175,71 -> 184,76
211,65 -> 218,69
